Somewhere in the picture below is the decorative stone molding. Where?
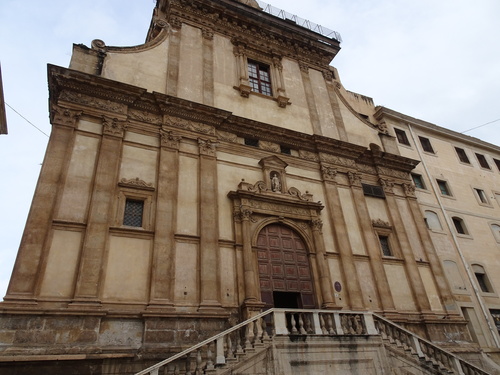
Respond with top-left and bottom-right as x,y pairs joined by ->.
153,16 -> 169,29
51,105 -> 82,128
198,138 -> 216,156
403,183 -> 416,198
321,165 -> 338,182
376,166 -> 410,181
260,141 -> 280,153
164,116 -> 215,135
375,120 -> 389,135
299,150 -> 319,162
239,180 -> 312,202
202,28 -> 214,40
102,116 -> 127,137
379,178 -> 395,194
299,62 -> 309,73
216,130 -> 238,143
348,171 -> 362,187
91,39 -> 106,52
322,70 -> 333,82
310,218 -> 323,232
58,91 -> 127,114
160,130 -> 182,149
170,17 -> 182,30
129,109 -> 162,125
320,154 -> 357,169
118,178 -> 155,191
372,219 -> 392,229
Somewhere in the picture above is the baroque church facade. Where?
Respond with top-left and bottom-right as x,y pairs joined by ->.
1,0 -> 500,373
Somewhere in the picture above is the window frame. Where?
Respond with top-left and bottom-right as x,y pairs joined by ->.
394,128 -> 410,146
455,147 -> 471,164
475,153 -> 491,170
411,173 -> 426,190
473,187 -> 491,206
424,210 -> 443,231
452,216 -> 469,236
493,158 -> 500,172
490,223 -> 500,243
436,179 -> 452,197
472,264 -> 494,294
419,136 -> 435,154
115,184 -> 154,231
247,60 -> 273,97
123,198 -> 145,228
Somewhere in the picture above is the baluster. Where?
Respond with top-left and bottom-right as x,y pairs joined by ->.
245,321 -> 254,350
206,343 -> 215,370
195,348 -> 202,375
304,313 -> 313,334
327,314 -> 335,335
290,313 -> 298,334
261,316 -> 271,342
236,331 -> 244,356
298,313 -> 307,335
226,333 -> 234,360
166,363 -> 176,375
319,314 -> 328,334
185,353 -> 192,375
174,364 -> 180,375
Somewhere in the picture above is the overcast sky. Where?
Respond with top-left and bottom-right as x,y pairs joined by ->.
1,0 -> 499,298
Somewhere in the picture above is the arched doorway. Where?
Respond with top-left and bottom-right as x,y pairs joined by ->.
257,224 -> 315,309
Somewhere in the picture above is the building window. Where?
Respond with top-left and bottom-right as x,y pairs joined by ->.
419,136 -> 434,153
491,224 -> 500,243
362,183 -> 385,199
455,147 -> 470,164
474,188 -> 489,204
280,145 -> 291,155
452,216 -> 468,235
123,199 -> 144,227
476,153 -> 491,169
436,179 -> 451,196
490,310 -> 500,335
472,264 -> 492,293
244,138 -> 259,147
248,60 -> 272,96
411,173 -> 426,189
394,128 -> 410,146
425,211 -> 442,231
378,235 -> 392,257
494,158 -> 500,172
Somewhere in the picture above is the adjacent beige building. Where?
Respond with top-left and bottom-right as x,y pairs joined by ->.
1,0 -> 499,373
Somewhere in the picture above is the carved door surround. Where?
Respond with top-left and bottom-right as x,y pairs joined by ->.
228,157 -> 338,315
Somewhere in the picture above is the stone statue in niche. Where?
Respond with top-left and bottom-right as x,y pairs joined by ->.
271,172 -> 281,193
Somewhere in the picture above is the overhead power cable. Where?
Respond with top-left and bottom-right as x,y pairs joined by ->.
5,102 -> 49,138
461,118 -> 500,134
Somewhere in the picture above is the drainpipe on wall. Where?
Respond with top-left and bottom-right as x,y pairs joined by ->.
407,124 -> 500,348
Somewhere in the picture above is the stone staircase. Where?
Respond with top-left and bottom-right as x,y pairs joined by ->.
135,309 -> 492,375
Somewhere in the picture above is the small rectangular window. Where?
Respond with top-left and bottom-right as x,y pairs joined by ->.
452,217 -> 467,235
123,199 -> 144,227
411,173 -> 426,189
437,179 -> 451,196
476,153 -> 491,169
280,145 -> 291,155
494,158 -> 500,172
475,188 -> 489,204
244,138 -> 259,147
248,60 -> 272,96
394,128 -> 410,146
362,183 -> 385,199
419,136 -> 434,153
476,273 -> 490,293
379,235 -> 392,257
455,147 -> 470,164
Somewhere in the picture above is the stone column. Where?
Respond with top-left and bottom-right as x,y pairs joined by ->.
5,106 -> 80,302
299,62 -> 322,136
323,71 -> 348,142
403,183 -> 459,315
239,208 -> 260,305
71,116 -> 126,305
322,168 -> 364,310
310,218 -> 338,309
202,28 -> 215,106
381,179 -> 432,313
166,18 -> 182,97
198,138 -> 222,313
349,174 -> 396,312
147,130 -> 182,311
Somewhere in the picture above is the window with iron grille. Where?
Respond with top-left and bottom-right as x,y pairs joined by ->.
123,199 -> 144,227
248,60 -> 272,96
419,136 -> 434,153
362,183 -> 385,198
476,153 -> 491,169
379,235 -> 392,257
394,128 -> 410,146
455,147 -> 470,164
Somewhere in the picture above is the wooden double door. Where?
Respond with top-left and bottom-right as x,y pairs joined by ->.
257,224 -> 315,309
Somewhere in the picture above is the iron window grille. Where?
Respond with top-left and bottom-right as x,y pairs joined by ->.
123,199 -> 144,227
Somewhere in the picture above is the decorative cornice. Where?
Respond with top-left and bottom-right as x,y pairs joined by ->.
118,178 -> 155,191
102,116 -> 127,137
372,219 -> 392,229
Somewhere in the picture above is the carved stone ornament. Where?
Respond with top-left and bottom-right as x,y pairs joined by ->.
375,120 -> 389,135
310,218 -> 323,232
260,141 -> 280,153
51,105 -> 82,128
153,16 -> 169,29
238,84 -> 252,98
321,165 -> 338,182
403,183 -> 416,197
320,154 -> 357,168
372,219 -> 392,229
243,180 -> 312,201
170,18 -> 182,30
376,166 -> 410,180
277,95 -> 291,108
129,109 -> 162,125
59,91 -> 126,114
216,130 -> 238,143
118,178 -> 155,191
160,130 -> 182,149
322,70 -> 333,82
348,171 -> 362,187
379,178 -> 395,194
102,116 -> 127,137
299,62 -> 309,73
202,28 -> 214,40
198,138 -> 217,156
91,39 -> 106,52
299,150 -> 319,162
164,117 -> 215,135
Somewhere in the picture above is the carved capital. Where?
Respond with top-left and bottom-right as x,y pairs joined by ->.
321,165 -> 338,182
322,70 -> 333,82
299,62 -> 309,73
202,28 -> 214,40
403,183 -> 416,197
198,138 -> 216,156
379,178 -> 395,194
170,18 -> 182,30
348,171 -> 362,187
51,106 -> 82,128
102,116 -> 126,137
272,56 -> 283,71
310,218 -> 323,232
160,130 -> 182,149
276,95 -> 290,108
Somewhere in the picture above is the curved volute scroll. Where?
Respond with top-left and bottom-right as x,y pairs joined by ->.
236,0 -> 263,10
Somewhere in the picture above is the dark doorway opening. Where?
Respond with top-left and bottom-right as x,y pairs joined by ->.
273,291 -> 301,309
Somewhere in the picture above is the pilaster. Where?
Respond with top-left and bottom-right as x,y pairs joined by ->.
166,19 -> 182,97
202,28 -> 215,106
299,62 -> 322,136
